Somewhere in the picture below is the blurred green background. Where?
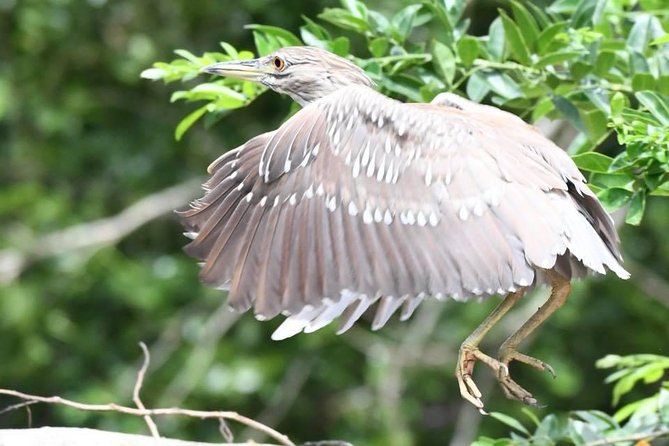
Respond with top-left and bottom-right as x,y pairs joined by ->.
1,0 -> 668,445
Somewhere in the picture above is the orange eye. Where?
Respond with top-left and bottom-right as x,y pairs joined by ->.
272,56 -> 286,71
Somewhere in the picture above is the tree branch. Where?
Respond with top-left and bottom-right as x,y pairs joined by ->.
133,342 -> 161,438
0,179 -> 201,284
0,427 -> 282,446
0,388 -> 295,446
0,342 -> 296,446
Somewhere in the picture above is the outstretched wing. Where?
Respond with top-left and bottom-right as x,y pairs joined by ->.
179,85 -> 628,339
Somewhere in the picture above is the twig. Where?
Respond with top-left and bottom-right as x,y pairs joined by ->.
134,342 -> 161,438
0,388 -> 296,446
0,400 -> 37,417
583,429 -> 669,446
0,427 -> 283,446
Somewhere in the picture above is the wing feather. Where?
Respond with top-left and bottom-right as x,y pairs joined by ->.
179,85 -> 628,338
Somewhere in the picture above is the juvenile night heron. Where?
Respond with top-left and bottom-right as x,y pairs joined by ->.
179,46 -> 629,410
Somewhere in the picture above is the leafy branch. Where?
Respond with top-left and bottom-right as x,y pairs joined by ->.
142,0 -> 669,225
474,353 -> 669,446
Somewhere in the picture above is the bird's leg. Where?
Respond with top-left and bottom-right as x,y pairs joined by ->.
496,269 -> 571,405
456,288 -> 526,411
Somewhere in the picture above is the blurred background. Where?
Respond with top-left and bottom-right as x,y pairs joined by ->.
1,0 -> 668,445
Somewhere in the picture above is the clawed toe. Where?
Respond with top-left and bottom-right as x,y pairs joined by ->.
497,372 -> 540,406
500,348 -> 556,378
456,344 -> 554,409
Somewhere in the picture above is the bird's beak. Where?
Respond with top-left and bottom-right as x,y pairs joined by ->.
200,58 -> 268,81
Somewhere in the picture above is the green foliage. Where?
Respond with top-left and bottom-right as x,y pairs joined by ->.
144,0 -> 669,225
474,354 -> 669,445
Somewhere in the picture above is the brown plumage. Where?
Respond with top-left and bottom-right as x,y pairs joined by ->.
179,46 -> 628,410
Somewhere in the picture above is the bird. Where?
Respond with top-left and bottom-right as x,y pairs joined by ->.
178,46 -> 629,411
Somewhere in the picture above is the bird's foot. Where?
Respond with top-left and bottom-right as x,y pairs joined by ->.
456,345 -> 554,410
496,348 -> 556,407
455,344 -> 506,413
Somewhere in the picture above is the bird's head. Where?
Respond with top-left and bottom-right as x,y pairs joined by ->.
201,46 -> 374,106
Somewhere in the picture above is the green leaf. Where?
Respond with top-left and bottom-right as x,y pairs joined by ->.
457,36 -> 479,67
572,152 -> 613,173
319,8 -> 370,33
486,17 -> 505,62
432,41 -> 455,86
510,1 -> 539,52
219,41 -> 240,58
651,33 -> 669,46
593,51 -> 616,76
524,2 -> 551,28
534,51 -> 582,69
635,91 -> 669,125
627,14 -> 661,53
331,36 -> 350,56
632,73 -> 656,91
466,72 -> 490,102
531,96 -> 555,121
625,192 -> 646,225
301,16 -> 331,41
570,0 -> 597,28
596,354 -> 623,369
597,187 -> 633,210
536,22 -> 567,55
499,11 -> 531,64
489,412 -> 530,436
581,108 -> 608,142
369,37 -> 389,57
246,25 -> 302,47
552,96 -> 586,133
140,67 -> 166,80
174,49 -> 199,63
652,181 -> 669,196
614,395 -> 659,422
391,4 -> 422,42
421,1 -> 454,45
570,61 -> 593,80
175,105 -> 207,141
484,71 -> 522,99
341,0 -> 368,18
521,408 -> 541,427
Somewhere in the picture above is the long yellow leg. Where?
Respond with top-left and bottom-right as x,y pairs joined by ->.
456,269 -> 572,411
455,288 -> 526,410
496,270 -> 571,405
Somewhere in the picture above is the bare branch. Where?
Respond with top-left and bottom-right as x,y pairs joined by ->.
0,427 -> 283,446
0,388 -> 295,446
0,179 -> 201,284
134,342 -> 161,438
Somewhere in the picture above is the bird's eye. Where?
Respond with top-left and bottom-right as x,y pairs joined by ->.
272,56 -> 286,71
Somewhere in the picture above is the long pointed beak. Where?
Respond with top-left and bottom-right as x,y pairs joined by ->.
200,59 -> 267,81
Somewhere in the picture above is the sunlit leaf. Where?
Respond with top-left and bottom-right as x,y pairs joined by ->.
636,91 -> 669,125
510,1 -> 539,52
432,40 -> 455,85
457,36 -> 479,67
499,11 -> 531,64
489,412 -> 530,435
175,105 -> 207,141
572,152 -> 613,173
625,192 -> 646,225
486,17 -> 505,62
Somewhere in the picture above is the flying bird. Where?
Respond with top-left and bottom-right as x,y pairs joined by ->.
178,46 -> 629,410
